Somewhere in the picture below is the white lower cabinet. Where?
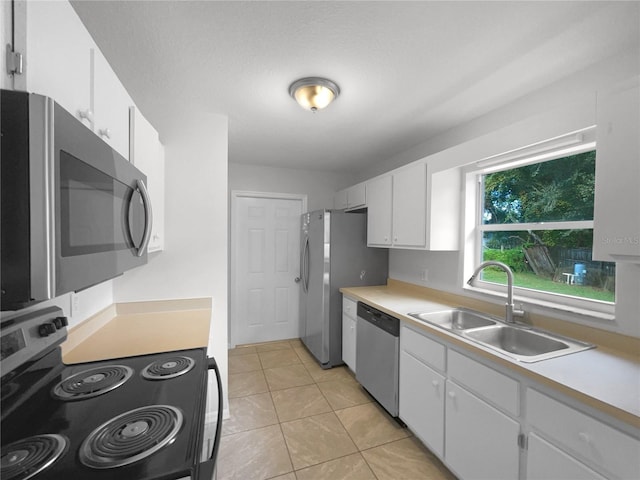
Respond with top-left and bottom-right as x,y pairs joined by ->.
341,296 -> 357,372
399,326 -> 519,478
445,379 -> 520,480
399,350 -> 445,457
526,388 -> 640,480
397,322 -> 639,480
526,433 -> 606,480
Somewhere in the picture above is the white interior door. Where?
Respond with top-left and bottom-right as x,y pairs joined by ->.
232,194 -> 304,345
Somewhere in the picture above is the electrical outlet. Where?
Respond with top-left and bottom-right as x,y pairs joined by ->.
420,269 -> 429,282
71,292 -> 80,317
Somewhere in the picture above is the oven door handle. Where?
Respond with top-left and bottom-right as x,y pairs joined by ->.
135,179 -> 153,257
197,356 -> 223,479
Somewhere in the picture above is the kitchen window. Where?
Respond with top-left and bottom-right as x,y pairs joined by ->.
465,127 -> 616,315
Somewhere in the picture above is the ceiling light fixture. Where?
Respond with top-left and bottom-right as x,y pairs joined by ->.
289,77 -> 340,112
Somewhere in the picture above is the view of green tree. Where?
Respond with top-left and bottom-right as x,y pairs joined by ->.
482,150 -> 596,248
478,149 -> 616,300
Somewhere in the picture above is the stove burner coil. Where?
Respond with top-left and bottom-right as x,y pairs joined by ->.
52,365 -> 133,401
79,405 -> 183,469
0,434 -> 68,480
141,356 -> 195,380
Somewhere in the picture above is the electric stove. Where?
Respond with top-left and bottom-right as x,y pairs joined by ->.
0,306 -> 221,480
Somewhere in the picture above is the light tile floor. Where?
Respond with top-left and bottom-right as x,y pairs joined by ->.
215,339 -> 457,480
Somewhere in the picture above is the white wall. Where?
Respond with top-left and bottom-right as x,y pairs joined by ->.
358,47 -> 639,181
229,163 -> 356,212
7,282 -> 114,329
114,113 -> 229,418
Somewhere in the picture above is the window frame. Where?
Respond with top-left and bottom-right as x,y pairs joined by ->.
462,127 -> 615,319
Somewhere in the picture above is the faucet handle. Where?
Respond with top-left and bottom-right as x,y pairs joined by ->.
513,303 -> 525,318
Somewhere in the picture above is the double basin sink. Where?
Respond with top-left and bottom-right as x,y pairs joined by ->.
408,308 -> 594,362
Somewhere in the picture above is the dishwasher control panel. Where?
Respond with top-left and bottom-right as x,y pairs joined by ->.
357,302 -> 400,337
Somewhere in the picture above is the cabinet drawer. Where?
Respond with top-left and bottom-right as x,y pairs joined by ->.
400,325 -> 445,372
527,389 -> 640,480
448,350 -> 519,416
343,296 -> 357,320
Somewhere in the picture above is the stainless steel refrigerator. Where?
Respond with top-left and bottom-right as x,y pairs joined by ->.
298,210 -> 388,368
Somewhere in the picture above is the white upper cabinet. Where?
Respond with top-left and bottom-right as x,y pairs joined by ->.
392,163 -> 427,248
93,49 -> 134,159
334,182 -> 366,211
25,0 -> 92,125
593,78 -> 640,262
24,1 -> 132,159
130,107 -> 165,253
366,162 -> 460,250
366,174 -> 393,246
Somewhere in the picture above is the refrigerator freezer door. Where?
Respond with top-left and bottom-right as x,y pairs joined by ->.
301,211 -> 331,365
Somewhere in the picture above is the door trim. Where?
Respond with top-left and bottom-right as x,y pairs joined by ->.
229,191 -> 307,348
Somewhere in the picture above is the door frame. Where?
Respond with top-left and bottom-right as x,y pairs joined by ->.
229,190 -> 308,348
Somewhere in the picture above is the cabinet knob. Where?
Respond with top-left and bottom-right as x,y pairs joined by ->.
431,380 -> 439,388
78,109 -> 93,123
578,432 -> 591,444
99,128 -> 112,139
447,391 -> 456,399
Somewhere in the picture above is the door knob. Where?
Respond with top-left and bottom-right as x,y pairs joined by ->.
294,277 -> 301,283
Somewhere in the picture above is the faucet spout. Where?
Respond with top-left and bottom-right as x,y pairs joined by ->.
467,261 -> 524,323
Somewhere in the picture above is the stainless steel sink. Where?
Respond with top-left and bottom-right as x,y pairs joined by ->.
408,308 -> 497,330
407,308 -> 594,362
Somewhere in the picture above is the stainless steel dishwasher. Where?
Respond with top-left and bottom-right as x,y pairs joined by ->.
355,302 -> 400,417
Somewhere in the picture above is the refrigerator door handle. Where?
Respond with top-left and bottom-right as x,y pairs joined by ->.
302,236 -> 310,293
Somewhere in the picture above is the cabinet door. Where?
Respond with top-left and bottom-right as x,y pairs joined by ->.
334,189 -> 348,210
593,79 -> 640,261
399,350 -> 445,457
342,314 -> 356,372
25,1 -> 92,124
93,48 -> 133,159
426,166 -> 461,250
366,175 -> 393,246
392,163 -> 426,248
347,183 -> 366,209
130,107 -> 165,252
445,380 -> 520,480
527,433 -> 606,480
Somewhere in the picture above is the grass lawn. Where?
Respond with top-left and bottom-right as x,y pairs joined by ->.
481,269 -> 615,303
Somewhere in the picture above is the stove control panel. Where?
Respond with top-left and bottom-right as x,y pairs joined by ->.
1,306 -> 67,378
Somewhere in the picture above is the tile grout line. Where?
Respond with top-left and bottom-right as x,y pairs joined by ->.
228,340 -> 434,480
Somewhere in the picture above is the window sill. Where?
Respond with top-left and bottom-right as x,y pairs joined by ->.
462,284 -> 615,323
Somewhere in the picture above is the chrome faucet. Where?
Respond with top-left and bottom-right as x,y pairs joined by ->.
467,261 -> 525,323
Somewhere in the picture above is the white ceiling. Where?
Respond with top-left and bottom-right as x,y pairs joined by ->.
71,1 -> 639,174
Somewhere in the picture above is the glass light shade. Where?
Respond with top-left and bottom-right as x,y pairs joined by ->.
289,78 -> 340,112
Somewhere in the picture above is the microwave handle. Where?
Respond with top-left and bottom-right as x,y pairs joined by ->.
135,179 -> 153,257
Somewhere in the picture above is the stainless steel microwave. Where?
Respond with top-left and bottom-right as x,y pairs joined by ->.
1,89 -> 152,311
